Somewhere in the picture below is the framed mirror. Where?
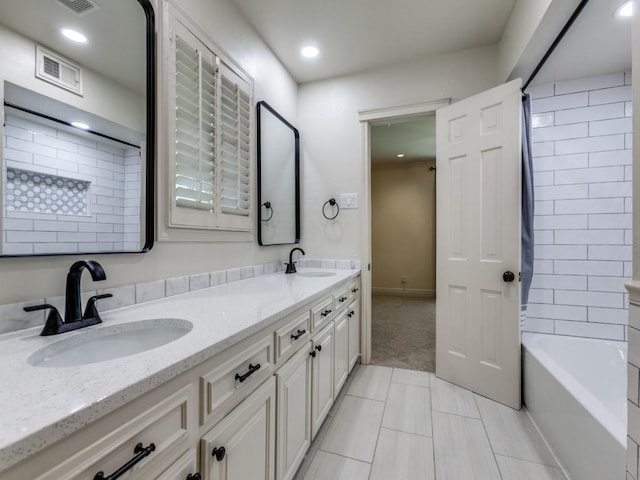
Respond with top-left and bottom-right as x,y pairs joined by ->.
257,101 -> 300,246
0,0 -> 155,256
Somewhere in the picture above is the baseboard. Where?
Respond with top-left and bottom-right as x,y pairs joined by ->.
372,287 -> 435,298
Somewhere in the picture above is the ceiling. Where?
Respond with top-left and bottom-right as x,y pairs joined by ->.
0,0 -> 146,94
231,0 -> 631,88
371,116 -> 436,163
231,0 -> 518,84
233,0 -> 632,162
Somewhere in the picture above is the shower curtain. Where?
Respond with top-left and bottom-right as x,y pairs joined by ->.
521,93 -> 534,329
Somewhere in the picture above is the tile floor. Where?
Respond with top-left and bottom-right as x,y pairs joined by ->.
294,364 -> 567,480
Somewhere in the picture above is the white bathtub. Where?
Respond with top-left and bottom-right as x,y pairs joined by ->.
522,333 -> 627,480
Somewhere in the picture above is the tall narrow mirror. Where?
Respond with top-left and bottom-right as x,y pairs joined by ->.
0,0 -> 154,256
257,101 -> 299,246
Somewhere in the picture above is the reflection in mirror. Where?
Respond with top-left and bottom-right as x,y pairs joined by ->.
0,0 -> 154,256
257,101 -> 299,246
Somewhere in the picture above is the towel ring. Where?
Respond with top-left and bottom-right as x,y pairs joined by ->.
261,201 -> 273,222
322,198 -> 339,220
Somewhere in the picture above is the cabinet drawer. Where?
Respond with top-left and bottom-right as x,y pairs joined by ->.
275,311 -> 311,364
347,277 -> 360,299
200,333 -> 273,426
31,385 -> 193,480
333,284 -> 350,312
311,296 -> 334,332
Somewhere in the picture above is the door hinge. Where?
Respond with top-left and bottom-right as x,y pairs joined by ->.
519,272 -> 522,282
368,263 -> 371,271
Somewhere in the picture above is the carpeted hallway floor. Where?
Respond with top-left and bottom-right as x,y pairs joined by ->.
370,294 -> 436,372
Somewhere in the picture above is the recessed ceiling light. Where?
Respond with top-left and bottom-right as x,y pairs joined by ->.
396,153 -> 406,158
615,1 -> 634,17
301,45 -> 319,58
71,121 -> 90,130
61,28 -> 87,43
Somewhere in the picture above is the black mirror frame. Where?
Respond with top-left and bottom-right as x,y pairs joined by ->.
1,0 -> 155,257
256,100 -> 300,246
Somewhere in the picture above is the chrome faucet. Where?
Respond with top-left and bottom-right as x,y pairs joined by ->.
285,247 -> 305,274
24,260 -> 112,336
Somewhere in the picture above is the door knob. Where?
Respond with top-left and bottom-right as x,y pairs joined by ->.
503,271 -> 515,283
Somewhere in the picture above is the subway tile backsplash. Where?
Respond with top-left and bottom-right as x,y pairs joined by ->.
525,72 -> 632,341
2,112 -> 141,255
0,259 -> 360,335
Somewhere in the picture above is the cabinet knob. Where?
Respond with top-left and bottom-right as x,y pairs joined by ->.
212,446 -> 226,461
310,350 -> 316,358
316,345 -> 322,352
187,474 -> 202,480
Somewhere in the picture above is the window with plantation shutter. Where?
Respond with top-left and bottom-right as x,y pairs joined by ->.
219,64 -> 251,227
167,10 -> 253,233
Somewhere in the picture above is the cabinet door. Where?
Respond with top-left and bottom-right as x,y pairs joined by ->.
275,347 -> 311,480
311,323 -> 334,439
348,301 -> 361,372
201,377 -> 276,480
333,312 -> 349,394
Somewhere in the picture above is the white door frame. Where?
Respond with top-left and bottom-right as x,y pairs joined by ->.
358,99 -> 450,364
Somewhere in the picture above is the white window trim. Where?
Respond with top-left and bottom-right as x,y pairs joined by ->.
157,1 -> 255,243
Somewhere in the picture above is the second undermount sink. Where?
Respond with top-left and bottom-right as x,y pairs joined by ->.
28,318 -> 193,368
297,271 -> 336,277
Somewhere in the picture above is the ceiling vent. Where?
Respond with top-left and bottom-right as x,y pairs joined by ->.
55,0 -> 100,16
35,46 -> 84,96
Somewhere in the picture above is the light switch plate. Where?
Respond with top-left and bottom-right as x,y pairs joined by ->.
339,193 -> 358,209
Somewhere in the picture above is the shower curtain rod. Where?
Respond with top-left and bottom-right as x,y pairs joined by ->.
522,0 -> 590,92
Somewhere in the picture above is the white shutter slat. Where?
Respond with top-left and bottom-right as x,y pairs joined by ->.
173,29 -> 217,218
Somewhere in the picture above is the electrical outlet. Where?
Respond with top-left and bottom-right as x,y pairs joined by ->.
401,275 -> 407,284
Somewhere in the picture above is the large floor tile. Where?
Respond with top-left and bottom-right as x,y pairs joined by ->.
346,364 -> 392,401
495,455 -> 567,480
370,428 -> 435,480
300,451 -> 371,480
382,382 -> 432,436
320,394 -> 385,462
392,367 -> 431,387
475,394 -> 559,466
432,411 -> 501,480
430,376 -> 481,418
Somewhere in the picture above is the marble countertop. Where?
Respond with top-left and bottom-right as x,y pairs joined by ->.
0,268 -> 359,472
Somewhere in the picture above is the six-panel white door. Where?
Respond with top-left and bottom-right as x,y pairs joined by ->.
435,79 -> 522,410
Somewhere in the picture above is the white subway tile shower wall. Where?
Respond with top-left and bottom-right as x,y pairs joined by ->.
2,113 -> 141,254
0,259 -> 361,335
526,73 -> 632,341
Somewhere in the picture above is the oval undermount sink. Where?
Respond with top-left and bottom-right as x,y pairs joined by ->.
297,271 -> 336,277
28,318 -> 193,368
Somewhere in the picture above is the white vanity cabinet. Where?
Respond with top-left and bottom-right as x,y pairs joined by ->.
310,321 -> 335,439
333,310 -> 349,394
0,273 -> 361,480
348,299 -> 361,372
200,377 -> 276,480
275,345 -> 312,480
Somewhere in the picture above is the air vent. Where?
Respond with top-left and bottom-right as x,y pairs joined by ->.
35,46 -> 84,96
55,0 -> 99,16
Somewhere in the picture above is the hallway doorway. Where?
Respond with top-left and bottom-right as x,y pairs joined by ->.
368,114 -> 437,372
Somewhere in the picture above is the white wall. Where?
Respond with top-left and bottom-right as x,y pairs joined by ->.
297,46 -> 500,260
524,72 -> 633,341
0,0 -> 298,309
